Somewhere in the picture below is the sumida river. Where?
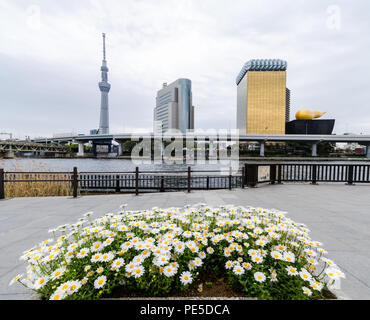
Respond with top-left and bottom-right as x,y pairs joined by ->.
1,158 -> 367,173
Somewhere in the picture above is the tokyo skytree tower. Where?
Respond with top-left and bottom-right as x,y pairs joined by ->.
98,33 -> 111,134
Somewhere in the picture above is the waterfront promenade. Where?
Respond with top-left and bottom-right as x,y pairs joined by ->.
0,184 -> 369,299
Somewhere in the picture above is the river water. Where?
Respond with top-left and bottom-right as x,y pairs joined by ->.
1,158 -> 368,173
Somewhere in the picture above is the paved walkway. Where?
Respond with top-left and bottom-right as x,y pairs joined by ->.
0,184 -> 369,299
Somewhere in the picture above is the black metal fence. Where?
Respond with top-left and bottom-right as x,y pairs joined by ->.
243,163 -> 370,186
1,163 -> 369,199
77,167 -> 244,194
0,167 -> 244,198
277,163 -> 370,185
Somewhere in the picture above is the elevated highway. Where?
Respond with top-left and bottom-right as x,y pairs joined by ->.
32,133 -> 370,158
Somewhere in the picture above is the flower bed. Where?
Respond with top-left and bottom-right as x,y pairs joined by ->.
10,204 -> 345,300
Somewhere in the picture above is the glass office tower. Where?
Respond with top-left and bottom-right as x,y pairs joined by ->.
154,78 -> 194,134
236,59 -> 289,135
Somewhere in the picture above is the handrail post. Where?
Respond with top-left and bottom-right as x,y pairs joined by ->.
0,169 -> 5,199
160,176 -> 164,192
115,174 -> 120,193
187,167 -> 191,193
246,164 -> 258,187
270,165 -> 276,185
135,167 -> 139,195
347,165 -> 354,185
277,164 -> 282,184
242,166 -> 245,189
243,163 -> 248,188
72,167 -> 78,198
206,176 -> 210,190
311,164 -> 317,185
228,167 -> 232,190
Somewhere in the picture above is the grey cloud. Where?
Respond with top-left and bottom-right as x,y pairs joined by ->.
1,0 -> 370,138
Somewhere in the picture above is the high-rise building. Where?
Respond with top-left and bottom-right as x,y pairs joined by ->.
236,59 -> 289,134
98,33 -> 110,134
154,79 -> 194,134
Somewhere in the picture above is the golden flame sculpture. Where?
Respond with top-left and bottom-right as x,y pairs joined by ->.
295,110 -> 326,120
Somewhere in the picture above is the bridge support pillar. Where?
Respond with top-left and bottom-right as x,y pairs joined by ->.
77,142 -> 84,157
366,144 -> 370,158
161,141 -> 165,157
117,143 -> 123,156
259,142 -> 265,157
312,143 -> 318,157
209,141 -> 215,158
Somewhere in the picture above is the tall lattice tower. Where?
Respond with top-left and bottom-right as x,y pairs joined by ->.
98,33 -> 111,134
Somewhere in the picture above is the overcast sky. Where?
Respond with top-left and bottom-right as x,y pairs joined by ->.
1,0 -> 369,139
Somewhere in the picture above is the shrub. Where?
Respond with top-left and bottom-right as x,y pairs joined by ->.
10,204 -> 345,300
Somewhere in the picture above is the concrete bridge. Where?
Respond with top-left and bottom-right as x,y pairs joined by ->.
32,133 -> 370,158
0,140 -> 69,158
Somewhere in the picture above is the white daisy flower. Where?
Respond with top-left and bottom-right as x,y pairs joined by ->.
242,262 -> 252,270
68,280 -> 82,295
286,266 -> 298,276
254,272 -> 266,283
104,238 -> 114,246
193,257 -> 203,268
310,280 -> 323,291
51,267 -> 66,280
317,248 -> 328,254
91,241 -> 103,252
49,290 -> 66,300
325,267 -> 341,280
9,274 -> 23,286
299,269 -> 312,281
163,265 -> 177,277
180,271 -> 193,285
67,243 -> 79,252
91,253 -> 101,263
270,251 -> 282,260
112,258 -> 125,270
321,257 -> 337,267
233,265 -> 245,276
154,255 -> 169,267
198,251 -> 206,260
283,252 -> 296,263
125,262 -> 136,273
251,255 -> 263,264
304,248 -> 317,257
302,286 -> 312,296
94,275 -> 107,289
76,248 -> 89,259
96,267 -> 104,274
133,265 -> 145,278
34,277 -> 48,289
225,260 -> 233,270
99,252 -> 114,262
